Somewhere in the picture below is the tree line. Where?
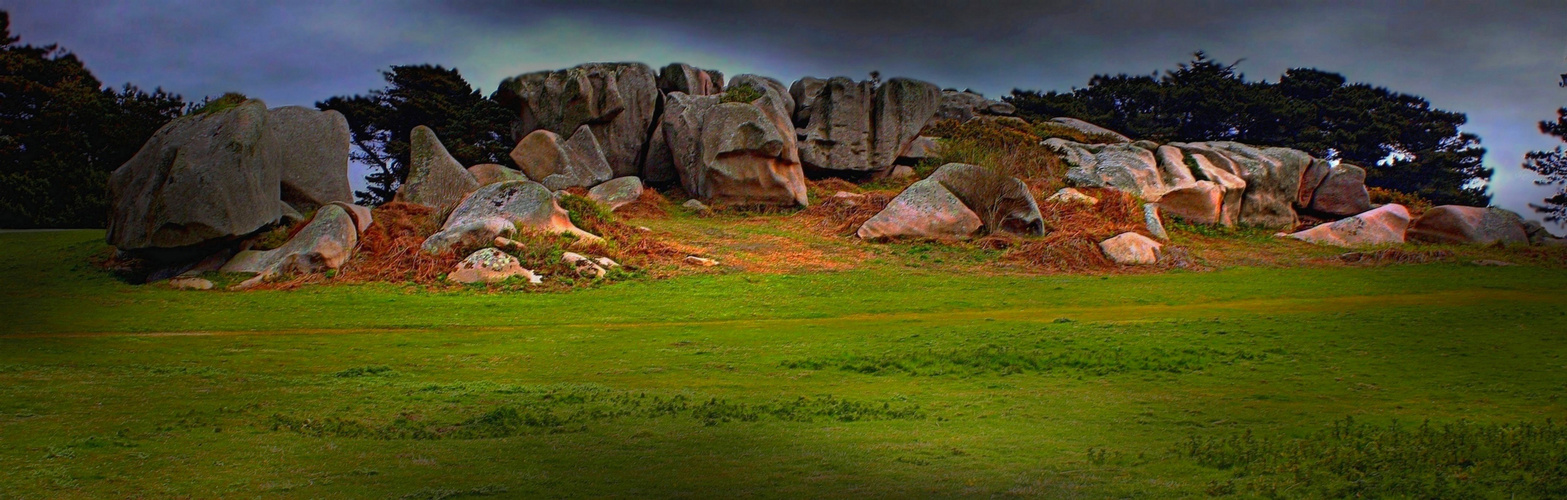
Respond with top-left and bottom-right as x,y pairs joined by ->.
4,11 -> 1561,227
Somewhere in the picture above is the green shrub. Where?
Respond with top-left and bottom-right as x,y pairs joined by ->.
189,92 -> 249,115
720,85 -> 764,104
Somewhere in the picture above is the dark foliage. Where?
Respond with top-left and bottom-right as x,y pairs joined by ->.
317,65 -> 513,206
1008,52 -> 1492,206
0,11 -> 185,228
1522,68 -> 1566,224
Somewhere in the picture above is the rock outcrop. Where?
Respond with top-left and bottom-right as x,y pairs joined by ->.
494,63 -> 660,177
1100,232 -> 1162,265
396,125 -> 480,210
509,125 -> 614,190
935,90 -> 1015,122
856,178 -> 983,240
266,106 -> 353,211
1407,206 -> 1529,245
221,204 -> 360,279
1304,163 -> 1373,217
657,63 -> 723,96
421,180 -> 600,254
1048,117 -> 1131,143
661,76 -> 809,206
790,76 -> 941,176
1286,204 -> 1411,247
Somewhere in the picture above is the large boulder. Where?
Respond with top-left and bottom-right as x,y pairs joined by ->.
857,178 -> 982,240
925,163 -> 1044,235
934,90 -> 1014,122
266,106 -> 352,211
1286,204 -> 1411,247
1048,118 -> 1131,143
108,99 -> 282,258
641,120 -> 678,185
657,63 -> 723,96
1099,232 -> 1162,265
422,180 -> 600,254
1407,205 -> 1529,245
663,76 -> 808,207
221,204 -> 359,278
396,125 -> 480,210
494,63 -> 660,177
794,76 -> 874,174
509,125 -> 614,190
868,78 -> 942,173
1306,163 -> 1373,217
1051,140 -> 1188,201
1187,142 -> 1310,229
790,76 -> 941,176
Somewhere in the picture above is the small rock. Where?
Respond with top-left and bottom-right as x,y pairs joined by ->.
683,199 -> 711,212
594,257 -> 621,268
685,256 -> 719,267
449,248 -> 540,284
887,165 -> 917,179
562,251 -> 607,278
1099,232 -> 1163,265
493,236 -> 525,251
587,176 -> 645,211
168,276 -> 214,290
1046,188 -> 1098,206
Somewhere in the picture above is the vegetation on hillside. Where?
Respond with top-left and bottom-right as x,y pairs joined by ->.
1008,52 -> 1493,206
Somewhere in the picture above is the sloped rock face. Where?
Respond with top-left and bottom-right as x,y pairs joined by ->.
1287,204 -> 1411,247
108,100 -> 281,258
396,125 -> 480,210
509,125 -> 614,190
1100,232 -> 1162,265
1208,142 -> 1311,229
926,163 -> 1044,235
790,76 -> 940,176
494,63 -> 660,177
1408,205 -> 1529,245
422,180 -> 599,254
266,106 -> 352,211
221,204 -> 359,277
662,76 -> 808,206
657,63 -> 723,96
467,163 -> 529,186
1050,140 -> 1187,201
856,178 -> 982,240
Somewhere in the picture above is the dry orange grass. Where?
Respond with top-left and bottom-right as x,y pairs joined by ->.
995,188 -> 1151,273
614,188 -> 671,219
797,190 -> 894,236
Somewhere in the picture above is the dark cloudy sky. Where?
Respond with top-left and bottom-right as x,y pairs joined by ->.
5,0 -> 1566,222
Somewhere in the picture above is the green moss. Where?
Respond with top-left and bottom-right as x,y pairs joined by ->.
720,85 -> 764,104
189,92 -> 250,115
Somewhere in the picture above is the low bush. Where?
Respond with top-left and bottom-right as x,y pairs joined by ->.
1368,186 -> 1434,215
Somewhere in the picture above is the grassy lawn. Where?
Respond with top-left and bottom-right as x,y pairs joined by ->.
2,229 -> 1565,498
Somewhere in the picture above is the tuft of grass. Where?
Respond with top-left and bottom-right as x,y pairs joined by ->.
1368,186 -> 1434,216
782,343 -> 1267,377
1181,417 -> 1567,498
923,118 -> 1069,193
189,92 -> 249,115
720,85 -> 765,104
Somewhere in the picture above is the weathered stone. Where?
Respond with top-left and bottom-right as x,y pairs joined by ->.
1144,203 -> 1169,240
789,77 -> 828,125
494,63 -> 660,177
1307,163 -> 1373,217
449,248 -> 539,284
562,251 -> 607,279
1407,205 -> 1529,245
869,78 -> 942,173
1049,117 -> 1131,143
887,165 -> 917,179
396,125 -> 479,210
1157,182 -> 1224,225
795,76 -> 874,173
935,91 -> 1012,122
509,125 -> 614,190
1287,204 -> 1411,247
168,276 -> 214,290
421,180 -> 600,254
662,92 -> 721,192
1099,232 -> 1162,265
1178,147 -> 1247,226
657,63 -> 723,96
682,199 -> 711,212
468,163 -> 529,186
899,136 -> 940,163
327,202 -> 373,234
926,163 -> 1044,235
641,120 -> 678,185
1297,158 -> 1333,208
221,204 -> 358,278
1046,188 -> 1099,206
857,178 -> 983,240
587,176 -> 644,211
1194,142 -> 1310,229
1051,140 -> 1170,200
265,106 -> 352,211
1522,220 -> 1560,245
108,99 -> 280,258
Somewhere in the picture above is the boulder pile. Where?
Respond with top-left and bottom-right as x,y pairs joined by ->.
790,76 -> 942,177
858,163 -> 1043,240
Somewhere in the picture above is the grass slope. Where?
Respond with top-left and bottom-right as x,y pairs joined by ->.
2,230 -> 1565,498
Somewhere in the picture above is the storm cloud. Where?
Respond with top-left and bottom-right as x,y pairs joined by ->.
4,0 -> 1565,222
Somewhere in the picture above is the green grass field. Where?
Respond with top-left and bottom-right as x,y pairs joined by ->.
3,230 -> 1566,498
